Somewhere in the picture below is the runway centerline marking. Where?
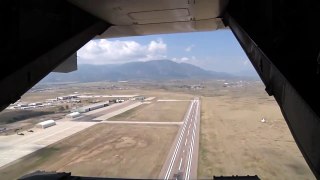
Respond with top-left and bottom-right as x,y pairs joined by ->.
161,99 -> 200,180
178,157 -> 183,170
164,100 -> 195,180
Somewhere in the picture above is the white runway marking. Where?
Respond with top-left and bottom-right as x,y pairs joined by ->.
178,158 -> 183,170
160,98 -> 200,180
164,100 -> 195,180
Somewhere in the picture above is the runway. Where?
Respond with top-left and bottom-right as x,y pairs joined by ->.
159,98 -> 200,180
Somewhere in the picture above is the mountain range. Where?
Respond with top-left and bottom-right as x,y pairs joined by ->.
41,60 -> 235,83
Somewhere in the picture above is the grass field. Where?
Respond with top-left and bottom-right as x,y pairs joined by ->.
0,123 -> 178,179
109,101 -> 190,122
198,94 -> 315,180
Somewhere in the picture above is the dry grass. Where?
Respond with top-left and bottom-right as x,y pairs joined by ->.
6,80 -> 316,180
109,101 -> 190,122
0,123 -> 178,179
198,94 -> 315,180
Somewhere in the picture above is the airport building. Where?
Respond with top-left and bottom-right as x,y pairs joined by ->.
66,112 -> 81,118
17,104 -> 28,107
45,98 -> 57,102
57,94 -> 78,100
28,102 -> 42,106
134,96 -> 145,101
76,101 -> 109,113
36,120 -> 56,129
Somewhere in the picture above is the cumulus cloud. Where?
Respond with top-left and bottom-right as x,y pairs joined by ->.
78,38 -> 167,64
171,57 -> 190,63
185,45 -> 195,52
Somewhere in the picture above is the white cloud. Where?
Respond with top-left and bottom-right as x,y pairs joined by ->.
77,38 -> 167,64
171,56 -> 192,63
185,45 -> 195,52
181,57 -> 189,61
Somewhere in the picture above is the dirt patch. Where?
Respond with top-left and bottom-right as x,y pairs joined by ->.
0,123 -> 178,179
109,101 -> 190,122
198,95 -> 315,180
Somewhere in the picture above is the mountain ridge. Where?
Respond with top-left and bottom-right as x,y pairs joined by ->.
41,60 -> 234,83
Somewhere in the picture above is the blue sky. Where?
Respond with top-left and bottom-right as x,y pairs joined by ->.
78,29 -> 255,74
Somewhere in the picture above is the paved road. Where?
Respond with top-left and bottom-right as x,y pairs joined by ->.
159,98 -> 200,180
0,100 -> 140,168
0,121 -> 96,168
93,102 -> 143,120
157,99 -> 192,102
101,121 -> 183,125
73,100 -> 137,121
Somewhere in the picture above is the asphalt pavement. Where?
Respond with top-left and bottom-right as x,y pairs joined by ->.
159,98 -> 200,180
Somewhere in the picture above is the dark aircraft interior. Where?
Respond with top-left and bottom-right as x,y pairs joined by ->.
1,0 -> 319,179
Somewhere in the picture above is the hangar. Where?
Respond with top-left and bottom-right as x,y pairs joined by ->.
66,112 -> 81,118
36,120 -> 56,129
76,101 -> 109,113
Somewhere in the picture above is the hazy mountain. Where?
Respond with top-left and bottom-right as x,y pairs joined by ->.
40,60 -> 233,83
